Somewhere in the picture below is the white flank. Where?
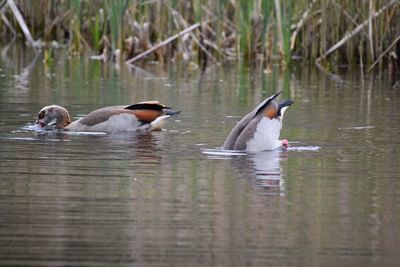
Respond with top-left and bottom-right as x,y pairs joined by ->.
66,113 -> 142,132
246,117 -> 282,152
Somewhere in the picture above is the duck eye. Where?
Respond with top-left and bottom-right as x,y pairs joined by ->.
38,111 -> 45,119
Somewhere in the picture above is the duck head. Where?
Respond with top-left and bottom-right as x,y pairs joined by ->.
256,95 -> 294,122
36,105 -> 71,129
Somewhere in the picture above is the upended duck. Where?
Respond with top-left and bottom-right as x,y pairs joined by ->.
223,92 -> 293,152
36,101 -> 180,132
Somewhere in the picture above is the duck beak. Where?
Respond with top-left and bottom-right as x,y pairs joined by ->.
279,99 -> 294,108
36,117 -> 57,128
36,120 -> 46,128
162,107 -> 181,117
278,99 -> 294,117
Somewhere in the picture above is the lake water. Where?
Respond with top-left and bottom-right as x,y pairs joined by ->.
0,47 -> 400,267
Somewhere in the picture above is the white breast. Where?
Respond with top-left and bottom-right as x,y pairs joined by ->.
246,117 -> 282,152
66,113 -> 142,132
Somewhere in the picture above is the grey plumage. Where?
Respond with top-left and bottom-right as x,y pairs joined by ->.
36,102 -> 179,132
229,116 -> 262,150
78,106 -> 134,127
223,92 -> 293,151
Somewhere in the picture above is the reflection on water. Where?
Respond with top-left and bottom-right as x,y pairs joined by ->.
1,47 -> 400,266
203,145 -> 320,196
203,148 -> 286,195
249,150 -> 284,195
288,145 -> 321,151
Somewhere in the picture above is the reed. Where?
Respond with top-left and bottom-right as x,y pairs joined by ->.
108,0 -> 130,51
278,0 -> 292,65
69,0 -> 81,54
89,11 -> 101,51
0,0 -> 398,70
261,0 -> 273,61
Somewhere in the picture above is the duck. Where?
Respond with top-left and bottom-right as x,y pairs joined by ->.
35,101 -> 180,132
223,91 -> 293,152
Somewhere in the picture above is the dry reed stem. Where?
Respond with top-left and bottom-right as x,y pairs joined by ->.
201,5 -> 236,32
125,21 -> 207,65
367,34 -> 400,72
290,0 -> 317,50
273,0 -> 285,62
368,0 -> 374,60
167,4 -> 219,63
331,0 -> 369,39
1,12 -> 16,35
316,0 -> 398,65
6,0 -> 38,52
44,9 -> 73,36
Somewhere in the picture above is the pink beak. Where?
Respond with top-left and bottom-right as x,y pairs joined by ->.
36,121 -> 46,128
281,139 -> 289,149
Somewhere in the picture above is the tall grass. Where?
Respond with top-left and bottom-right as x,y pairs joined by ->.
69,0 -> 81,54
89,9 -> 104,51
1,0 -> 399,70
108,0 -> 130,51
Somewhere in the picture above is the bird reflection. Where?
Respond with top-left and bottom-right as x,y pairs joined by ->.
247,150 -> 285,195
19,126 -> 165,164
202,148 -> 286,195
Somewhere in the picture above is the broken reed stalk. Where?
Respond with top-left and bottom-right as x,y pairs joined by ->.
125,21 -> 208,65
331,1 -> 370,40
167,5 -> 219,63
44,9 -> 73,36
1,12 -> 16,35
201,5 -> 236,32
6,0 -> 38,52
290,0 -> 317,50
316,0 -> 398,65
367,34 -> 400,72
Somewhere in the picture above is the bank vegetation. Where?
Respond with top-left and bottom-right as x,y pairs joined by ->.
0,0 -> 399,75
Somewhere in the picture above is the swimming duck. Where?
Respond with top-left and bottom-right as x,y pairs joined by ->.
36,101 -> 180,132
223,92 -> 293,152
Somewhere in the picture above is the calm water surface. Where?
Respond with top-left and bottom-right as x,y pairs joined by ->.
0,48 -> 400,267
